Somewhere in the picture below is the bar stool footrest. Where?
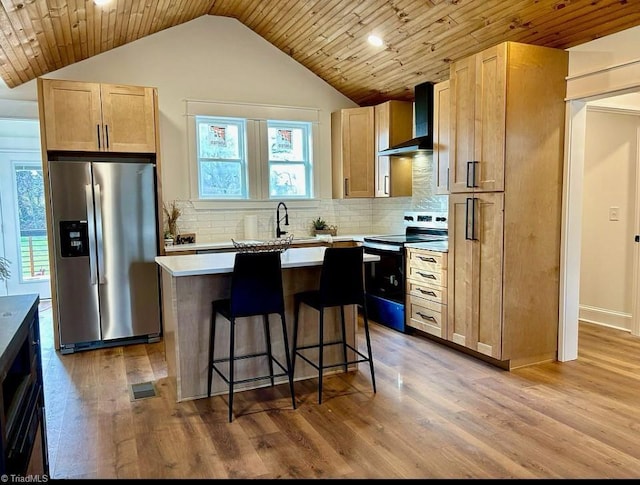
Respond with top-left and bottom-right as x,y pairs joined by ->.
294,342 -> 372,371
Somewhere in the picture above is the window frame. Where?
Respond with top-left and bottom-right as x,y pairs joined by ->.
187,100 -> 321,209
195,116 -> 248,200
266,120 -> 313,199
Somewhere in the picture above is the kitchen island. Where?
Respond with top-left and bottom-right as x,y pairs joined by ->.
156,246 -> 380,401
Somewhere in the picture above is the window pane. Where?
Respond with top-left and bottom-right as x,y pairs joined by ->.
268,125 -> 305,161
269,163 -> 307,197
14,165 -> 50,281
200,161 -> 244,198
199,121 -> 241,159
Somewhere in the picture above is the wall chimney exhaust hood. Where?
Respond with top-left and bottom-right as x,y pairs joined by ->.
378,81 -> 434,157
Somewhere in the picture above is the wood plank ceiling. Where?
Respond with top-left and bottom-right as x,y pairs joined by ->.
1,0 -> 639,106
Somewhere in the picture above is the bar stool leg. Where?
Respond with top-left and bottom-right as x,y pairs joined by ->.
228,317 -> 236,422
339,305 -> 348,373
279,312 -> 296,409
361,303 -> 376,394
263,314 -> 275,386
318,307 -> 324,404
292,296 -> 301,375
208,304 -> 217,398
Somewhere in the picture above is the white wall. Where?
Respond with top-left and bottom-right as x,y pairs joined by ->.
580,108 -> 640,330
568,25 -> 640,76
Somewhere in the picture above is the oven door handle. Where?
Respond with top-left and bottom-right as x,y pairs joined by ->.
363,243 -> 404,254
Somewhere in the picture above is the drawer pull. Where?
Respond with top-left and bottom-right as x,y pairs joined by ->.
417,312 -> 437,323
417,271 -> 436,279
418,256 -> 437,263
417,288 -> 437,297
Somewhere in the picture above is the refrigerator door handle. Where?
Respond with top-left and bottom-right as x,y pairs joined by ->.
94,183 -> 106,284
85,184 -> 98,285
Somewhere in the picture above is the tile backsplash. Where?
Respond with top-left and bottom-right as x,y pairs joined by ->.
172,197 -> 412,242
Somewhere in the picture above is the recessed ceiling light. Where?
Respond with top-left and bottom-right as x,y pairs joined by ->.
94,0 -> 112,6
367,35 -> 384,47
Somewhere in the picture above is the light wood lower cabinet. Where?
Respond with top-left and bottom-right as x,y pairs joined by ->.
406,248 -> 448,338
448,193 -> 504,359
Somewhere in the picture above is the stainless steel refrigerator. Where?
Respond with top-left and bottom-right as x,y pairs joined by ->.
48,158 -> 161,353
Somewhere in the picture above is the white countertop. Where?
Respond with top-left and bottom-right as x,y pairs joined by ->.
156,245 -> 380,277
164,234 -> 369,253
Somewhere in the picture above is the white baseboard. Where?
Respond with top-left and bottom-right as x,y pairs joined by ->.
579,304 -> 631,331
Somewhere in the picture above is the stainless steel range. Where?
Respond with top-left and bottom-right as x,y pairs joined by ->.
362,211 -> 448,332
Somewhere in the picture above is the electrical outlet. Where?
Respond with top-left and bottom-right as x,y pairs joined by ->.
609,206 -> 620,221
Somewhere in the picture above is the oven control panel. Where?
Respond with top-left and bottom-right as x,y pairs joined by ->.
403,211 -> 448,229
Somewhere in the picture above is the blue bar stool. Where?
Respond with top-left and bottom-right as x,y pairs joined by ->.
292,246 -> 376,404
207,251 -> 296,422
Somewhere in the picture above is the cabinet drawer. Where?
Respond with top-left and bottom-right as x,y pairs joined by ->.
407,249 -> 446,272
408,281 -> 447,304
407,296 -> 447,338
408,266 -> 446,287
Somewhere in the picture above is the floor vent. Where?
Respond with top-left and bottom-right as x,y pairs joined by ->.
129,381 -> 158,401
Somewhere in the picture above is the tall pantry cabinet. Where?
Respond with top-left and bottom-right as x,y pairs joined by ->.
446,42 -> 568,368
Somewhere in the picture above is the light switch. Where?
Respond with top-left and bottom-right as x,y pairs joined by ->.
609,206 -> 620,221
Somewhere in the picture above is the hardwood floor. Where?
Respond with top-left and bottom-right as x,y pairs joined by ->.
38,300 -> 640,479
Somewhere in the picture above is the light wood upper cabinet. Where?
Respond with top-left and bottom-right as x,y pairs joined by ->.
450,44 -> 506,193
331,106 -> 375,198
39,78 -> 156,153
433,80 -> 450,195
374,100 -> 413,197
100,84 -> 156,153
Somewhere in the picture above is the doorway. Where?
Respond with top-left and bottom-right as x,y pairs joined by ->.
0,118 -> 51,298
561,90 -> 640,361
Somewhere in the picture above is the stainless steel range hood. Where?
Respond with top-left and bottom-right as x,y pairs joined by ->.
378,81 -> 434,157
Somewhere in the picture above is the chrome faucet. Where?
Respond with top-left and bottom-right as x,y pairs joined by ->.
276,202 -> 289,238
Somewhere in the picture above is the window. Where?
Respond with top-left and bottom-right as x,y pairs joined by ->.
268,121 -> 312,198
189,101 -> 319,204
196,117 -> 247,199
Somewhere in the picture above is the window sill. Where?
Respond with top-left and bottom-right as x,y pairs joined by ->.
191,199 -> 322,211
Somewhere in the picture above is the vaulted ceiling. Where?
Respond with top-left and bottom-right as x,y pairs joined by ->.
1,0 -> 639,106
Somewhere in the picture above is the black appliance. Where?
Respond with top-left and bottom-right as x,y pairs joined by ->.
377,82 -> 434,157
363,211 -> 447,332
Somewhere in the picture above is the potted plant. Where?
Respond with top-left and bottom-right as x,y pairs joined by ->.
0,256 -> 10,281
311,217 -> 337,236
163,230 -> 175,247
163,200 -> 181,243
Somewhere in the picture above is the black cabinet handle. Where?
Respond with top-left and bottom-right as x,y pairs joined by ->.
465,198 -> 472,240
418,256 -> 437,263
96,124 -> 101,149
344,178 -> 349,196
105,124 -> 110,149
465,197 -> 478,241
466,161 -> 479,188
417,271 -> 436,279
417,288 -> 437,297
417,312 -> 437,323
